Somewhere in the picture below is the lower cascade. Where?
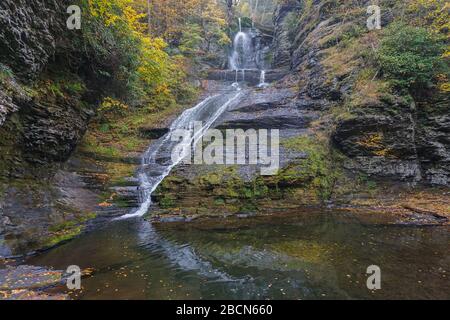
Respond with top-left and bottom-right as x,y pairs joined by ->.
120,91 -> 243,219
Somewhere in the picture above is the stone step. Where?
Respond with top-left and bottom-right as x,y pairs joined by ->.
207,69 -> 288,86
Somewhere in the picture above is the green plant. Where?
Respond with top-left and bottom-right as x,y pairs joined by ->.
97,97 -> 129,122
376,22 -> 447,93
180,23 -> 204,55
159,195 -> 176,209
284,11 -> 300,42
0,64 -> 13,82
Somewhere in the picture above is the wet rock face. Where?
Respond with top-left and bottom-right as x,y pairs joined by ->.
332,100 -> 422,182
0,0 -> 103,257
332,94 -> 450,186
0,0 -> 65,80
217,88 -> 316,130
0,0 -> 94,173
415,99 -> 450,185
21,100 -> 94,165
0,77 -> 28,126
0,90 -> 94,176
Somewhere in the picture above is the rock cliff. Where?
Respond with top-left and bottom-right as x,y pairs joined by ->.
150,0 -> 449,221
272,0 -> 449,186
0,0 -> 107,256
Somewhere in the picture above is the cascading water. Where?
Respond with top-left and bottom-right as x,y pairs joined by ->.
258,70 -> 267,88
120,91 -> 242,219
119,17 -> 268,219
229,17 -> 270,88
229,33 -> 252,71
229,18 -> 254,81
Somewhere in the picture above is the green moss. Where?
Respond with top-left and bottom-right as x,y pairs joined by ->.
281,135 -> 344,201
99,123 -> 110,133
44,226 -> 83,248
111,197 -> 131,208
45,211 -> 97,248
159,195 -> 177,209
0,64 -> 13,82
34,72 -> 86,101
199,172 -> 222,187
214,197 -> 225,206
83,141 -> 121,158
357,173 -> 379,196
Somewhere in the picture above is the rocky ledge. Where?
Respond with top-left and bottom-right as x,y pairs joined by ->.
207,69 -> 288,86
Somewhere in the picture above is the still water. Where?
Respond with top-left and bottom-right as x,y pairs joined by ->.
28,211 -> 449,300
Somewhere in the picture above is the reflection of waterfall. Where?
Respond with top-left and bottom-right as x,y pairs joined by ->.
136,220 -> 236,281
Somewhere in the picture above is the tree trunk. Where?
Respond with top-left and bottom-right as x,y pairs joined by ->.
147,0 -> 151,35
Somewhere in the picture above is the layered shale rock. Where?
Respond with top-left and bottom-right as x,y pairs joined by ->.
272,0 -> 450,186
0,0 -> 106,256
0,0 -> 66,80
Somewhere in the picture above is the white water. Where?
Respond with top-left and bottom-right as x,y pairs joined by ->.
258,70 -> 267,88
229,31 -> 252,71
119,17 -> 267,219
230,17 -> 256,73
119,91 -> 242,219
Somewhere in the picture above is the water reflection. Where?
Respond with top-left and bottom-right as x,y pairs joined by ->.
28,211 -> 449,300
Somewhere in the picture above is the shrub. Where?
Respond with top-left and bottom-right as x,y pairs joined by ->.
78,0 -> 188,109
98,97 -> 129,122
377,22 -> 447,93
284,11 -> 300,42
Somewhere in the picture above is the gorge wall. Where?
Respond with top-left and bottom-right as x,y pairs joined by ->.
0,0 -> 97,176
273,0 -> 449,186
0,0 -> 117,256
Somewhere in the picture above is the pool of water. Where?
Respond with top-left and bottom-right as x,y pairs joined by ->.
27,211 -> 449,300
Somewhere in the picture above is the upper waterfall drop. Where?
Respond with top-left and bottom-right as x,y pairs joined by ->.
229,32 -> 252,71
227,17 -> 273,87
229,18 -> 256,72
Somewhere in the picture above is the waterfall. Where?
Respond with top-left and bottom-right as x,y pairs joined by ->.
229,31 -> 252,71
119,92 -> 242,219
258,70 -> 267,88
229,18 -> 259,89
118,17 -> 272,219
